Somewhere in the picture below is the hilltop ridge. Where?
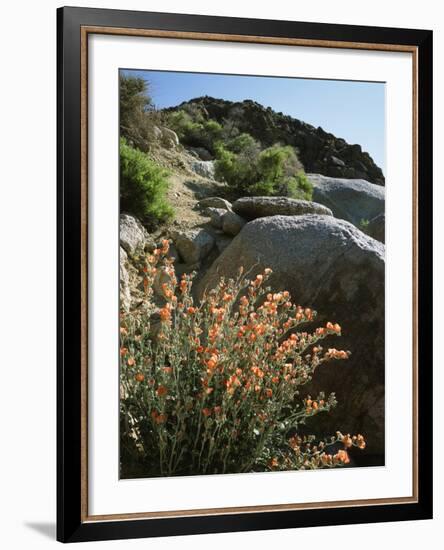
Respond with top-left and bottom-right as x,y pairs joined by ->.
165,96 -> 384,185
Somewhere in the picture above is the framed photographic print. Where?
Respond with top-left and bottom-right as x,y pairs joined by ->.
57,6 -> 433,543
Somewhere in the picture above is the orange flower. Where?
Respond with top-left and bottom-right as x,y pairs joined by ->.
206,354 -> 218,370
162,283 -> 174,299
161,239 -> 170,254
265,388 -> 273,398
162,367 -> 173,374
156,413 -> 168,424
336,449 -> 350,464
156,385 -> 168,397
120,327 -> 128,336
268,457 -> 279,469
354,434 -> 366,449
127,357 -> 135,366
187,306 -> 196,315
321,453 -> 333,465
120,347 -> 128,356
134,372 -> 145,382
253,274 -> 263,287
202,407 -> 212,417
342,434 -> 353,448
159,307 -> 171,322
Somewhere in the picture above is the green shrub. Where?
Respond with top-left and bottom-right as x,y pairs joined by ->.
120,138 -> 173,225
224,132 -> 259,154
215,142 -> 312,200
359,218 -> 370,232
166,110 -> 223,153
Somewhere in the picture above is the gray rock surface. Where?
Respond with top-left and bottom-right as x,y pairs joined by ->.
222,211 -> 246,236
366,213 -> 385,243
307,174 -> 385,227
196,197 -> 232,211
119,247 -> 131,312
172,228 -> 215,264
232,196 -> 333,220
191,160 -> 216,180
188,146 -> 213,161
215,235 -> 233,254
198,214 -> 385,454
120,214 -> 154,255
161,126 -> 179,147
205,207 -> 227,229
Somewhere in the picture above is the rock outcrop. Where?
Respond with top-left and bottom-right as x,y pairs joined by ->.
198,215 -> 385,454
307,174 -> 385,227
191,160 -> 216,180
160,126 -> 179,148
167,97 -> 385,185
232,196 -> 332,220
172,228 -> 215,264
120,213 -> 154,255
196,197 -> 232,211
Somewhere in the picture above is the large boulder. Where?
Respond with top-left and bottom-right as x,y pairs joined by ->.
307,174 -> 385,227
172,228 -> 215,264
222,211 -> 246,236
120,214 -> 154,255
198,215 -> 385,457
205,207 -> 226,229
232,196 -> 333,220
196,197 -> 232,211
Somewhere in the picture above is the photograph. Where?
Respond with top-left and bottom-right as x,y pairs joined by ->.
118,69 -> 385,479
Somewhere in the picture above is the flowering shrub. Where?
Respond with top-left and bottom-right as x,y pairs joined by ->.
120,240 -> 366,477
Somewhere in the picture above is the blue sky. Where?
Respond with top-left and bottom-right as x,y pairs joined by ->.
122,69 -> 385,173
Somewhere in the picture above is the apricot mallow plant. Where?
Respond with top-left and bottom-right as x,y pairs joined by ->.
120,240 -> 366,477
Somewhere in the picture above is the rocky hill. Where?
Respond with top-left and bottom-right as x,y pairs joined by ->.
166,96 -> 385,185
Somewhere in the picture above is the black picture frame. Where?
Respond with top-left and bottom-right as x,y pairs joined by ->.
57,6 -> 433,543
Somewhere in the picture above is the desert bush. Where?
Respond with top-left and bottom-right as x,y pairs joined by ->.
120,138 -> 173,225
120,73 -> 163,152
215,142 -> 312,200
223,132 -> 259,154
120,241 -> 365,477
166,110 -> 223,154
